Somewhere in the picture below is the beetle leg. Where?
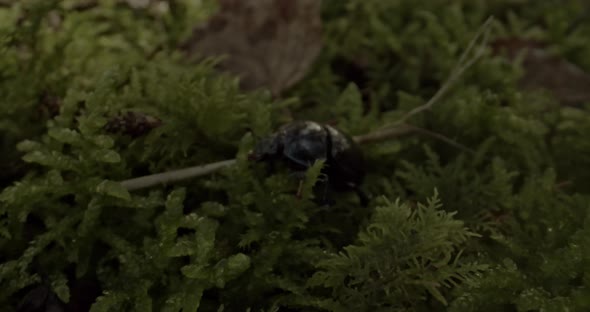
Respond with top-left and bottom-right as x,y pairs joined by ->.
315,170 -> 329,194
307,172 -> 335,207
319,173 -> 330,204
296,179 -> 304,199
287,171 -> 307,199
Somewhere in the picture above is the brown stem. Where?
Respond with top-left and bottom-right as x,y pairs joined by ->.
120,159 -> 236,191
353,124 -> 474,154
352,124 -> 415,145
382,17 -> 493,128
404,125 -> 475,154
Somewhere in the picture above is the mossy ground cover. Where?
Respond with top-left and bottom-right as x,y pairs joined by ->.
1,0 -> 590,311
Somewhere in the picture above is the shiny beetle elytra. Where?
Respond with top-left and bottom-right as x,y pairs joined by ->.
248,120 -> 367,205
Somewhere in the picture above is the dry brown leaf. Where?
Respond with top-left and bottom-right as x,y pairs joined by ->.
182,0 -> 323,96
492,37 -> 590,105
104,111 -> 162,138
38,92 -> 62,118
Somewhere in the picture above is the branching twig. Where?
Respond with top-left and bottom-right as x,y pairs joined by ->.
352,124 -> 415,144
118,17 -> 494,191
400,125 -> 475,154
353,124 -> 475,154
119,122 -> 473,191
385,16 -> 493,128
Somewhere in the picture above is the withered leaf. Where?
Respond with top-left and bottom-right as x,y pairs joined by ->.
182,0 -> 323,96
38,92 -> 62,118
492,37 -> 590,105
104,111 -> 162,138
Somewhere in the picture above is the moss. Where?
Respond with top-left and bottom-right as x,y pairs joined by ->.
1,0 -> 590,311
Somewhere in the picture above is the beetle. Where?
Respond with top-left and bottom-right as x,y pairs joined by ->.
248,120 -> 367,205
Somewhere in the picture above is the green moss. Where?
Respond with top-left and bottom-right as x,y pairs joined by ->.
1,0 -> 590,311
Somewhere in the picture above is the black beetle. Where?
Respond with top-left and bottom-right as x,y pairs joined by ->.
248,120 -> 367,205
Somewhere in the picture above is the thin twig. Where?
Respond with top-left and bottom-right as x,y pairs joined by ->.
353,18 -> 493,150
120,159 -> 236,191
402,125 -> 475,154
353,123 -> 475,154
352,124 -> 415,144
386,16 -> 493,128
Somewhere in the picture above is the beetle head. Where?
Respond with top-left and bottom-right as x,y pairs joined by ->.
248,134 -> 282,161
